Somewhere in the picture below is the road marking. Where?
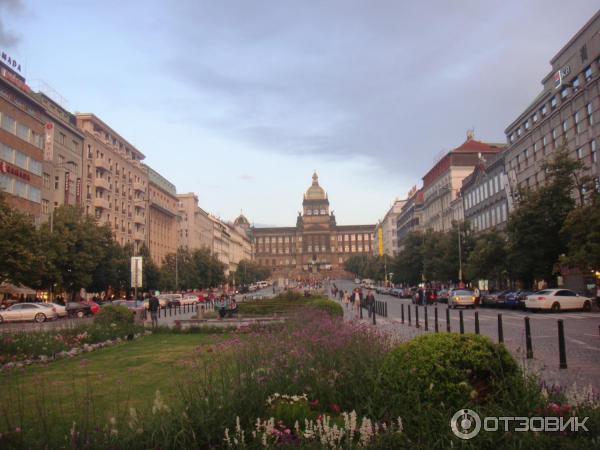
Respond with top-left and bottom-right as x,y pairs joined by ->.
567,337 -> 600,351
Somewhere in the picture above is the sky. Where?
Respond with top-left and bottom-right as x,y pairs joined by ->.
1,0 -> 599,226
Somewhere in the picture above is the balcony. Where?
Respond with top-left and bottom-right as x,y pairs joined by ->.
94,197 -> 109,210
133,212 -> 145,224
133,181 -> 145,193
95,158 -> 110,172
94,177 -> 110,191
133,230 -> 145,241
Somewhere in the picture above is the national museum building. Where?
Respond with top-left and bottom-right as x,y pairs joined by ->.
251,173 -> 375,274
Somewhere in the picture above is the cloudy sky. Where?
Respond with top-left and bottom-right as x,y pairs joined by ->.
1,0 -> 598,225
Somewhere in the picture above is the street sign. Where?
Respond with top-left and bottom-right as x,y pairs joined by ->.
131,256 -> 143,288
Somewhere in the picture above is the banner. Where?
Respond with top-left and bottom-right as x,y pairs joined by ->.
377,226 -> 384,256
44,123 -> 54,161
64,172 -> 71,204
75,177 -> 81,204
131,256 -> 143,288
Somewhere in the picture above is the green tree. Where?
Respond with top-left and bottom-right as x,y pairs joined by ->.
561,190 -> 600,273
0,194 -> 42,287
160,247 -> 226,291
464,231 -> 508,286
234,259 -> 271,285
391,231 -> 423,286
343,254 -> 368,277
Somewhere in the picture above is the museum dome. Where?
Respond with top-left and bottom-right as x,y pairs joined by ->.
233,213 -> 250,229
304,172 -> 327,200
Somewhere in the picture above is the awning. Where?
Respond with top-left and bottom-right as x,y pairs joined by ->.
0,282 -> 36,296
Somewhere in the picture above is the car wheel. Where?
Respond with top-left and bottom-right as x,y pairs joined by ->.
34,313 -> 46,323
76,310 -> 85,319
582,300 -> 591,312
551,302 -> 560,313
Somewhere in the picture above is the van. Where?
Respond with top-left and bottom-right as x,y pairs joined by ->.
257,281 -> 269,289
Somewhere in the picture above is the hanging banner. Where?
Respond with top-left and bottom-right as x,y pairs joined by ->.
64,172 -> 71,204
44,123 -> 54,161
75,177 -> 81,204
131,256 -> 143,288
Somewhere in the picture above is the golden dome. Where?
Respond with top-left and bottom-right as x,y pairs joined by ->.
304,172 -> 327,200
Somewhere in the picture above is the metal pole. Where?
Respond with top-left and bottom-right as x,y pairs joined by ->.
408,304 -> 412,326
372,304 -> 376,325
459,310 -> 464,334
424,306 -> 428,331
415,305 -> 420,328
474,311 -> 480,334
457,220 -> 463,285
401,303 -> 404,323
558,320 -> 567,369
525,317 -> 533,359
175,248 -> 179,291
498,314 -> 504,343
434,307 -> 438,332
446,307 -> 450,332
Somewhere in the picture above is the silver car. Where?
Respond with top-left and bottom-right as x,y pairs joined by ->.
448,290 -> 476,309
0,302 -> 58,323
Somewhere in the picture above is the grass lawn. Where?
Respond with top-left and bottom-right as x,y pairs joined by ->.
0,333 -> 224,435
238,292 -> 330,316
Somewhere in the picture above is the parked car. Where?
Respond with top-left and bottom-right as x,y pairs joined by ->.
168,294 -> 182,307
83,300 -> 100,314
481,290 -> 511,307
50,302 -> 68,317
181,294 -> 199,305
437,289 -> 449,303
390,288 -> 403,297
380,287 -> 392,295
525,289 -> 593,312
65,302 -> 93,318
516,290 -> 535,309
505,290 -> 535,309
354,278 -> 361,284
0,302 -> 58,323
448,289 -> 476,309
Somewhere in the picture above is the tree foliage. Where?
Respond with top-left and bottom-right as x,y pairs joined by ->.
391,231 -> 423,286
234,259 -> 271,285
343,254 -> 386,280
561,191 -> 600,272
160,247 -> 226,291
464,231 -> 508,285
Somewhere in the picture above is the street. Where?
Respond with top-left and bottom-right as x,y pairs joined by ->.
332,279 -> 600,393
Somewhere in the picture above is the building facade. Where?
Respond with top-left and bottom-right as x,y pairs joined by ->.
461,152 -> 510,233
145,165 -> 178,265
252,173 -> 375,276
379,198 -> 406,256
75,113 -> 148,252
177,193 -> 213,251
421,134 -> 504,232
36,93 -> 84,224
504,11 -> 600,201
210,215 -> 231,272
396,186 -> 424,252
0,62 -> 44,218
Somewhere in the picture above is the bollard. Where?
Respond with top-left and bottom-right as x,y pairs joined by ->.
424,306 -> 428,331
498,314 -> 504,343
459,310 -> 464,334
384,302 -> 388,318
372,304 -> 376,325
415,305 -> 420,328
434,307 -> 439,332
558,320 -> 567,369
525,317 -> 533,359
408,304 -> 412,326
446,307 -> 450,332
360,301 -> 363,319
474,312 -> 480,335
401,304 -> 405,323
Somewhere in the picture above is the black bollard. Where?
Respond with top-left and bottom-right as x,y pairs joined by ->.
558,320 -> 567,369
401,304 -> 405,323
459,310 -> 464,334
384,302 -> 388,318
525,317 -> 533,359
434,307 -> 439,332
372,304 -> 376,325
424,306 -> 428,331
408,304 -> 412,326
415,305 -> 420,328
446,307 -> 450,332
360,301 -> 363,319
498,314 -> 504,343
474,312 -> 480,335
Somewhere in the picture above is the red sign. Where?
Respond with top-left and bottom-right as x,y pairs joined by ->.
44,123 -> 54,161
0,161 -> 31,181
75,177 -> 81,204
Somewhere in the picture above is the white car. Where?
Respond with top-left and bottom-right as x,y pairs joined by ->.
525,289 -> 592,312
0,303 -> 58,323
354,278 -> 361,284
448,290 -> 477,309
181,295 -> 199,305
50,302 -> 68,317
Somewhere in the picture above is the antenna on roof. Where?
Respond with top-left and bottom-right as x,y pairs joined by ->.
466,128 -> 475,140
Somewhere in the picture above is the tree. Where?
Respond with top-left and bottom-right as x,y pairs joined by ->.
343,254 -> 385,280
561,190 -> 600,273
0,194 -> 42,287
464,231 -> 508,286
344,254 -> 369,277
160,247 -> 226,291
391,231 -> 423,286
234,259 -> 271,285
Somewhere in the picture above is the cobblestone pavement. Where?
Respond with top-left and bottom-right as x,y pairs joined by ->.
330,280 -> 600,393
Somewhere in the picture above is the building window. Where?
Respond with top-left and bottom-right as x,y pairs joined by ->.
42,199 -> 49,214
532,112 -> 538,123
574,111 -> 582,133
43,172 -> 51,188
576,147 -> 583,160
550,97 -> 557,109
560,87 -> 568,99
541,104 -> 547,116
584,66 -> 592,81
1,114 -> 16,133
524,120 -> 530,130
16,123 -> 29,141
572,77 -> 580,91
592,140 -> 597,164
562,119 -> 568,133
517,127 -> 522,137
588,103 -> 593,126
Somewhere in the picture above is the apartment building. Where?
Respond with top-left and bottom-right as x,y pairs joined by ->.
395,186 -> 424,252
504,10 -> 600,199
145,165 -> 178,265
0,60 -> 44,217
379,198 -> 406,256
177,193 -> 213,251
75,113 -> 148,252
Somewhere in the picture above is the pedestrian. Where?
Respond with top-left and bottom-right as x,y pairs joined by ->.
343,290 -> 350,310
353,291 -> 362,319
217,295 -> 227,319
149,293 -> 159,328
339,289 -> 344,301
367,290 -> 375,316
473,286 -> 481,305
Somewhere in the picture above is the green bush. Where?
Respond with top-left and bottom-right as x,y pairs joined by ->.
94,304 -> 134,327
379,333 -> 520,414
307,298 -> 343,317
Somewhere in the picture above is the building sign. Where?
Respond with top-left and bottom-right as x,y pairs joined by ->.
0,160 -> 31,181
0,67 -> 29,93
1,51 -> 21,73
377,226 -> 384,256
554,65 -> 571,90
44,123 -> 54,161
131,256 -> 143,288
75,177 -> 81,204
64,172 -> 71,204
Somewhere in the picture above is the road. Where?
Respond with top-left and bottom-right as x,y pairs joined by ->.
331,279 -> 600,393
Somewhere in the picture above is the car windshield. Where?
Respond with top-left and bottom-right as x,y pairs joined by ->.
537,290 -> 553,295
453,290 -> 472,295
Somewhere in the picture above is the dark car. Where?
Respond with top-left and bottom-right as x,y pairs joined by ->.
437,289 -> 449,303
65,302 -> 93,318
516,290 -> 535,309
481,290 -> 510,307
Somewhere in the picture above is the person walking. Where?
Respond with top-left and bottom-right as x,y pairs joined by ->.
149,293 -> 160,328
366,290 -> 375,317
353,290 -> 362,319
343,290 -> 350,310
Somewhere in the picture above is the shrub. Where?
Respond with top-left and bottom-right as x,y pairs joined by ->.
307,298 -> 343,317
94,304 -> 134,327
